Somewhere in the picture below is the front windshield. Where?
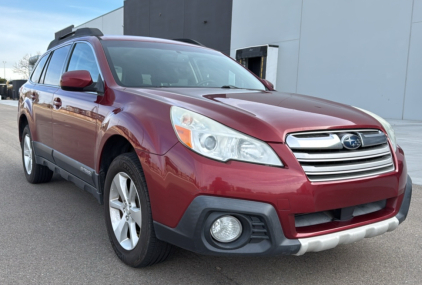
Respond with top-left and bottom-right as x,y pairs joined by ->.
101,40 -> 265,90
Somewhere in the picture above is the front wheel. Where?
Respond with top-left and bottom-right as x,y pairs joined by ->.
104,153 -> 173,267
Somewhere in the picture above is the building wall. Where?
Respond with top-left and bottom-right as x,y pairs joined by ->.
124,0 -> 233,55
403,0 -> 422,120
231,0 -> 422,120
76,7 -> 123,35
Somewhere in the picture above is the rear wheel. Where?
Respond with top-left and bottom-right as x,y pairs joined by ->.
104,152 -> 173,267
21,126 -> 53,184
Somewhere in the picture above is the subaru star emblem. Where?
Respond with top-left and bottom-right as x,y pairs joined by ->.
341,134 -> 362,150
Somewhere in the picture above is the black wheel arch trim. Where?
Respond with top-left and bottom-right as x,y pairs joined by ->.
32,141 -> 54,162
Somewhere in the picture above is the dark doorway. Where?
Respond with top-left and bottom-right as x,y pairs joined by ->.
244,57 -> 262,78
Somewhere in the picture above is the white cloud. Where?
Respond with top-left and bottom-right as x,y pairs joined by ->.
0,6 -> 89,79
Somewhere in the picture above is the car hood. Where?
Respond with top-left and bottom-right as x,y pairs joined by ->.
128,88 -> 382,143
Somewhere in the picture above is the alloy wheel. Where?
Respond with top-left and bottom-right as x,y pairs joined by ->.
109,172 -> 142,250
23,135 -> 33,175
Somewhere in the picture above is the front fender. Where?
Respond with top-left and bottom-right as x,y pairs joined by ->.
97,109 -> 145,169
98,91 -> 179,154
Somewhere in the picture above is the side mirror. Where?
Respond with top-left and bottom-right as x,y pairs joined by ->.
61,70 -> 104,95
61,70 -> 93,91
261,79 -> 275,91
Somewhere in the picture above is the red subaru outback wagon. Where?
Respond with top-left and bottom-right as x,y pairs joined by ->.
18,28 -> 412,267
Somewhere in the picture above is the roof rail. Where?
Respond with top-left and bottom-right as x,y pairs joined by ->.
173,39 -> 205,47
47,28 -> 104,50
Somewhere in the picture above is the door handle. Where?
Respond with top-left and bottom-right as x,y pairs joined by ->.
53,98 -> 62,108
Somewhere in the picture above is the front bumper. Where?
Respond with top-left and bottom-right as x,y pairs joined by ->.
154,175 -> 412,256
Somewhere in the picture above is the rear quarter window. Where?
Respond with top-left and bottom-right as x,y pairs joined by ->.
30,54 -> 49,83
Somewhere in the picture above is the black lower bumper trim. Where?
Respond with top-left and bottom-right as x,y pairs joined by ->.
396,175 -> 412,224
154,196 -> 301,256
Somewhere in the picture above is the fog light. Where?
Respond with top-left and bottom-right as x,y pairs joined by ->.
210,215 -> 242,243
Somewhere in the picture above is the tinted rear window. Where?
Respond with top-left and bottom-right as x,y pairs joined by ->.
44,45 -> 71,86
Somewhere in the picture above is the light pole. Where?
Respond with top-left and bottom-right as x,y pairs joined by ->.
2,61 -> 5,80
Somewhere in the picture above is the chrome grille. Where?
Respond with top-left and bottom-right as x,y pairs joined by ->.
286,129 -> 395,182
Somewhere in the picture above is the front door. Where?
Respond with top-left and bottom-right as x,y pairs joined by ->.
52,42 -> 101,185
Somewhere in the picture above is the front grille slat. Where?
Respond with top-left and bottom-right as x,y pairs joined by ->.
305,163 -> 394,176
286,129 -> 395,182
302,156 -> 393,174
294,144 -> 390,161
308,165 -> 395,182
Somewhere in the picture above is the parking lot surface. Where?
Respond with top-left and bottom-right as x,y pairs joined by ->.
1,104 -> 421,284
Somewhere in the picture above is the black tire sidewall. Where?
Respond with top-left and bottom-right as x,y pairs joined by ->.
104,154 -> 153,267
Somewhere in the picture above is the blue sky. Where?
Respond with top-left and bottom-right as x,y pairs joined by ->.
0,0 -> 123,79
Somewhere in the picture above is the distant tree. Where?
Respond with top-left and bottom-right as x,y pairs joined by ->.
13,52 -> 41,79
0,77 -> 6,84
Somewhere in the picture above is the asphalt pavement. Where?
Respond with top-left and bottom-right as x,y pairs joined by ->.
0,104 -> 421,285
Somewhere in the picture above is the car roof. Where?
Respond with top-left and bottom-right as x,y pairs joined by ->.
99,35 -> 209,50
48,28 -> 209,52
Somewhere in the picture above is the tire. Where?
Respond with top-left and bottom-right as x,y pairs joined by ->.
104,152 -> 173,267
21,126 -> 53,184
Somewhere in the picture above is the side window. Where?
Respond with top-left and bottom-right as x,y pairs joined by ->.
44,45 -> 71,86
67,43 -> 100,82
30,54 -> 49,83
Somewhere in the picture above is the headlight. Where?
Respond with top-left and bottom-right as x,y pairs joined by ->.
354,107 -> 397,151
170,106 -> 283,166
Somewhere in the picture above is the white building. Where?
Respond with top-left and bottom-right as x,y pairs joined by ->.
75,7 -> 124,35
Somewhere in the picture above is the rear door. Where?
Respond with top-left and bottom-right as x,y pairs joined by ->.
29,45 -> 71,161
52,42 -> 101,185
26,53 -> 52,149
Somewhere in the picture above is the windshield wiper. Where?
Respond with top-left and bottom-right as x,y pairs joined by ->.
221,85 -> 266,91
221,85 -> 241,89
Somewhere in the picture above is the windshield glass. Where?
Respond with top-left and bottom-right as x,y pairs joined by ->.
101,40 -> 265,90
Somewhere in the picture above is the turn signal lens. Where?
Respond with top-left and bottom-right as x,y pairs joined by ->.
175,125 -> 192,148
